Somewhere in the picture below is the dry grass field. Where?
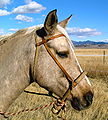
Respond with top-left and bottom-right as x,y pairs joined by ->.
75,49 -> 108,78
5,49 -> 108,120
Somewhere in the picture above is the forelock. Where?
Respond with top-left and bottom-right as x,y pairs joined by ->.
57,25 -> 70,40
57,25 -> 74,49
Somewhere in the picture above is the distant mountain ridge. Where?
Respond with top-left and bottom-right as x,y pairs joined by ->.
73,40 -> 108,45
72,40 -> 108,48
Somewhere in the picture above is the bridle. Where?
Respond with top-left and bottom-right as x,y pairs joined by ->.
34,32 -> 87,114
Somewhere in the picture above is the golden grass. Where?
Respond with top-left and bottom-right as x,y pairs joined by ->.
6,49 -> 108,120
7,80 -> 108,120
75,49 -> 108,78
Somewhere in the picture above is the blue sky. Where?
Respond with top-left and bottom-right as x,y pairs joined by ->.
0,0 -> 108,42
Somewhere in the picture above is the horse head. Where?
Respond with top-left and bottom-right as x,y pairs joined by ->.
33,10 -> 94,111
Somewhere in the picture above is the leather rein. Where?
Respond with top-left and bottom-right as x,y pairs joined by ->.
34,33 -> 87,113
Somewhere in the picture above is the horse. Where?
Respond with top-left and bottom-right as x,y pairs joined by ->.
0,10 -> 93,119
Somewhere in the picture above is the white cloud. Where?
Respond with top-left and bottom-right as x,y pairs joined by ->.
42,14 -> 46,17
25,0 -> 32,4
9,28 -> 19,32
98,39 -> 108,43
0,29 -> 4,35
12,1 -> 46,14
0,9 -> 10,16
0,0 -> 11,8
104,39 -> 108,42
15,14 -> 33,22
67,27 -> 102,38
0,1 -> 46,16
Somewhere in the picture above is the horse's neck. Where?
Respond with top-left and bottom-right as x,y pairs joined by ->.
0,31 -> 35,112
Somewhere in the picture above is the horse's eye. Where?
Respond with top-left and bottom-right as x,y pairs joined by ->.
56,51 -> 68,58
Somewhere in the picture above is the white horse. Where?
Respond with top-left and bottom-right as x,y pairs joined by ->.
0,10 -> 93,119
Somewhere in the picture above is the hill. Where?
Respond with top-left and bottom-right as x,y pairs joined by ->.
73,40 -> 108,48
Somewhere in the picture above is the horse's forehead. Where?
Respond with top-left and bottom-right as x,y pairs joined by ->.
49,33 -> 68,52
54,37 -> 68,47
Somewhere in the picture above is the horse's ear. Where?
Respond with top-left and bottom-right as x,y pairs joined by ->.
59,15 -> 72,28
44,9 -> 58,35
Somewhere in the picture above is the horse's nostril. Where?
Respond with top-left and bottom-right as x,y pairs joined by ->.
71,97 -> 82,111
84,92 -> 93,105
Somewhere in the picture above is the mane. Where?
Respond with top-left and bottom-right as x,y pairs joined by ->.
0,25 -> 42,46
0,34 -> 12,41
25,24 -> 43,35
0,25 -> 74,48
0,34 -> 13,46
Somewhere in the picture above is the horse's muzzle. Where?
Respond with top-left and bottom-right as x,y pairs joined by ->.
71,91 -> 93,111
